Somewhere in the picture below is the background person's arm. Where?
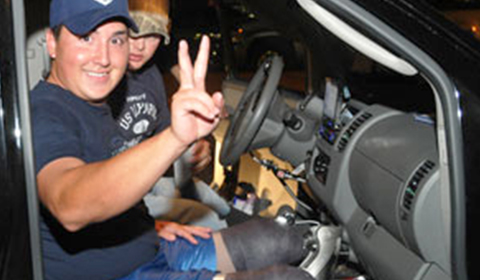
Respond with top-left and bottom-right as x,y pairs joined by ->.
170,64 -> 180,82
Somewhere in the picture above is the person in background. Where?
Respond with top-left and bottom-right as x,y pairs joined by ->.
107,0 -> 230,239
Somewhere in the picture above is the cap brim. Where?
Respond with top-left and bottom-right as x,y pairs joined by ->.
130,29 -> 171,45
63,7 -> 138,36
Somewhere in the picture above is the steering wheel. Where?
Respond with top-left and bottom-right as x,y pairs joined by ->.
220,55 -> 284,166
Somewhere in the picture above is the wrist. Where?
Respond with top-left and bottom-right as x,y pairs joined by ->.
165,127 -> 191,151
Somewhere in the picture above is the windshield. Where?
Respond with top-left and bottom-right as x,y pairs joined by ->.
426,0 -> 480,41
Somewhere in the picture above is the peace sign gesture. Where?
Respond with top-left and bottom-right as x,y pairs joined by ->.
170,36 -> 224,147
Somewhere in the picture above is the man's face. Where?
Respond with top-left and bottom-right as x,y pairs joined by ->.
47,21 -> 129,103
128,35 -> 162,71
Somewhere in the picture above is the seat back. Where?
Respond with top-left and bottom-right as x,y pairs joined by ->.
26,28 -> 50,90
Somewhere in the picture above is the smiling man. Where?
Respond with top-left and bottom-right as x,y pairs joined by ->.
30,0 -> 314,280
32,0 -> 222,278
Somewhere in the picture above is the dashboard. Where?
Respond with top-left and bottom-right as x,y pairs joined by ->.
300,83 -> 450,279
222,63 -> 451,279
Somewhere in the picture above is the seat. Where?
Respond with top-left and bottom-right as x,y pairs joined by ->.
26,28 -> 50,90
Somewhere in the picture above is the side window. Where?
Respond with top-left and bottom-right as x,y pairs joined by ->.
170,0 -> 224,71
426,0 -> 480,41
345,50 -> 435,114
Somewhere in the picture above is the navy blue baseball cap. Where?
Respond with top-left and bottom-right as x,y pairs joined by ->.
50,0 -> 139,36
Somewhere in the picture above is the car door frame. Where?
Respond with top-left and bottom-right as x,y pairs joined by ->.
0,0 -> 43,279
309,0 -> 476,279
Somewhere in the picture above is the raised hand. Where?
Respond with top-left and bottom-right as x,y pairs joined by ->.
170,36 -> 224,147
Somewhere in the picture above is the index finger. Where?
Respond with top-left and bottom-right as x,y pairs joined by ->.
178,40 -> 195,90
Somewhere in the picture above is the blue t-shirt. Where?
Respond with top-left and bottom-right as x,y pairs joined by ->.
109,64 -> 171,145
31,81 -> 159,280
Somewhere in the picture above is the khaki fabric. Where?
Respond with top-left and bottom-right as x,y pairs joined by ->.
129,0 -> 170,44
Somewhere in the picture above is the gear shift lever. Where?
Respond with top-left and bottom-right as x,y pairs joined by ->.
274,205 -> 296,227
273,205 -> 341,279
300,225 -> 341,279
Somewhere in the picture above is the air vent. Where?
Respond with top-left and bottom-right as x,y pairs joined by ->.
337,112 -> 372,151
402,160 -> 436,212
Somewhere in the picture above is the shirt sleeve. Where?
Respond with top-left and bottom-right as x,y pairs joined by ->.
32,99 -> 83,174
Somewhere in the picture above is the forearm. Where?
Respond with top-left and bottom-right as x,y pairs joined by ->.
38,127 -> 188,231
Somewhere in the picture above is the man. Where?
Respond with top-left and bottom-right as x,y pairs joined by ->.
31,0 -> 314,279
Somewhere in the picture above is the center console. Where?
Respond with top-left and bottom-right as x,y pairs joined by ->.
302,77 -> 449,280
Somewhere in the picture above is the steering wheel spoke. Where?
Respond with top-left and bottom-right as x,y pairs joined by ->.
220,55 -> 285,166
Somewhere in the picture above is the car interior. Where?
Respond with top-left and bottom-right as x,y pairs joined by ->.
21,0 -> 465,279
216,0 -> 454,279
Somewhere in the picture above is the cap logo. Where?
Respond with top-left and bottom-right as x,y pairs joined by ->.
93,0 -> 114,6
